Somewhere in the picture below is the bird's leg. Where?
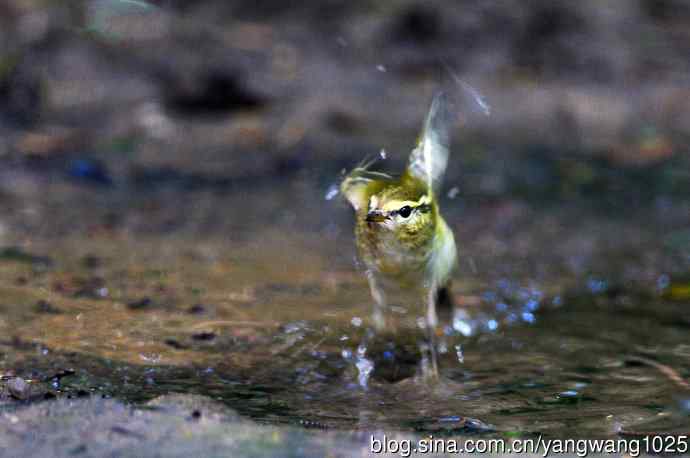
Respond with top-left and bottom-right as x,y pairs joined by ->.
421,282 -> 439,379
366,270 -> 386,332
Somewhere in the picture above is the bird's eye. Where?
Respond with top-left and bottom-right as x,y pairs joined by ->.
398,206 -> 412,218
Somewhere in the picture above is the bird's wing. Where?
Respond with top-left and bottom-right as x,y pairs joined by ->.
406,91 -> 452,194
340,158 -> 394,211
427,216 -> 457,288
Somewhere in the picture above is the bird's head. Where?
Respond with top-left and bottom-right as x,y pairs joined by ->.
365,180 -> 436,238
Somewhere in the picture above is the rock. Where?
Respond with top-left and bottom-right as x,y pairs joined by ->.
34,300 -> 62,315
6,377 -> 30,400
191,332 -> 215,341
127,297 -> 154,310
15,127 -> 82,157
163,70 -> 266,117
0,247 -> 53,267
0,395 -> 380,457
186,304 -> 207,315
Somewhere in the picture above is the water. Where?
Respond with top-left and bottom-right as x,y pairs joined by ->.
1,208 -> 688,437
2,0 -> 690,448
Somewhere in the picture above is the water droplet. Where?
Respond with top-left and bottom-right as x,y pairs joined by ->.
447,186 -> 460,199
678,398 -> 690,413
486,319 -> 498,331
376,64 -> 386,73
355,344 -> 374,389
524,299 -> 539,312
587,277 -> 608,294
284,321 -> 308,333
497,279 -> 511,292
518,287 -> 531,301
324,183 -> 339,201
455,344 -> 464,364
139,353 -> 161,363
351,316 -> 362,327
482,290 -> 497,302
452,311 -> 474,336
657,274 -> 670,291
521,312 -> 536,324
559,390 -> 579,398
444,67 -> 492,117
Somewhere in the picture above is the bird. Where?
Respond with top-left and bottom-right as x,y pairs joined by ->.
340,91 -> 457,377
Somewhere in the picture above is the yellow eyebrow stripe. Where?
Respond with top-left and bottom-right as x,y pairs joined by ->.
381,195 -> 431,212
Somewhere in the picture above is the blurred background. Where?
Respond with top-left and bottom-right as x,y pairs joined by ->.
1,0 -> 689,446
1,0 -> 689,241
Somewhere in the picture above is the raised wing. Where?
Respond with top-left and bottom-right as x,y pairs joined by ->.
340,157 -> 394,211
406,91 -> 452,194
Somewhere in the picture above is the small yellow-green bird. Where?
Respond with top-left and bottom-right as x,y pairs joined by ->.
341,91 -> 457,374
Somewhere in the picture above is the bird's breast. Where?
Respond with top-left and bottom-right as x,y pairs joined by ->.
356,220 -> 433,285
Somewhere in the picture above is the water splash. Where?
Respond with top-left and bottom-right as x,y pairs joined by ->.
559,390 -> 579,398
324,183 -> 340,201
138,353 -> 161,363
521,312 -> 536,324
442,64 -> 491,117
656,274 -> 670,292
455,344 -> 464,364
679,398 -> 690,414
452,310 -> 474,337
86,0 -> 159,39
587,277 -> 608,294
355,344 -> 374,389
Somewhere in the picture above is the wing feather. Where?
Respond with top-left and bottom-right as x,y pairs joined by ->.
406,91 -> 452,194
340,164 -> 393,211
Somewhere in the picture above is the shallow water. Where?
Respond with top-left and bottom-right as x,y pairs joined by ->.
1,205 -> 689,438
3,0 -> 690,450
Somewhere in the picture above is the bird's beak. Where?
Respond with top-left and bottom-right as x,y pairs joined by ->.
366,211 -> 387,223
